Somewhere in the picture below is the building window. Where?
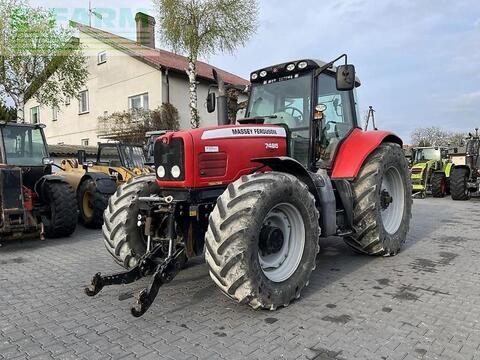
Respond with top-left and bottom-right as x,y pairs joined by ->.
52,106 -> 59,121
79,90 -> 89,114
81,138 -> 89,146
128,93 -> 149,112
65,96 -> 71,106
30,106 -> 40,124
98,51 -> 107,65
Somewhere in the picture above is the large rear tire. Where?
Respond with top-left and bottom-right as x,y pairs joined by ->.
78,179 -> 110,229
450,168 -> 470,200
205,172 -> 320,310
102,175 -> 156,268
42,181 -> 78,239
344,143 -> 412,256
431,172 -> 447,198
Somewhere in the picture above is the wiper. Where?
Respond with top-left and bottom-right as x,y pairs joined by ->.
237,115 -> 278,125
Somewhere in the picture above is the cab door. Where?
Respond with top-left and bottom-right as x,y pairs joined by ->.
315,73 -> 356,169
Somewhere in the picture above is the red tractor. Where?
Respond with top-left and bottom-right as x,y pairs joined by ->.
86,55 -> 412,317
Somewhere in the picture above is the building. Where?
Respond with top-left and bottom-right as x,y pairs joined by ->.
25,13 -> 249,146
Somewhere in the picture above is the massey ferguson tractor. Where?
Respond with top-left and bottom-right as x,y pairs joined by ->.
450,128 -> 480,200
85,55 -> 412,317
0,122 -> 77,240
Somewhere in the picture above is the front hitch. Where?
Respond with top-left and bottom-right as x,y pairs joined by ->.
85,239 -> 185,317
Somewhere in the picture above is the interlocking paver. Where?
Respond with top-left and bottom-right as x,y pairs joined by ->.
1,198 -> 480,359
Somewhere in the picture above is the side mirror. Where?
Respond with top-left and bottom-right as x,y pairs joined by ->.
77,150 -> 86,165
42,157 -> 54,165
336,64 -> 356,91
207,92 -> 216,113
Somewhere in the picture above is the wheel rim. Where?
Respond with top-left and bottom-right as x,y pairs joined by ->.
258,203 -> 305,283
82,191 -> 94,219
380,167 -> 405,234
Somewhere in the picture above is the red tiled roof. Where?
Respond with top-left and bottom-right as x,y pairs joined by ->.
71,21 -> 249,87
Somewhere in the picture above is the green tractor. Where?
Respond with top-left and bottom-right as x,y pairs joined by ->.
410,146 -> 453,198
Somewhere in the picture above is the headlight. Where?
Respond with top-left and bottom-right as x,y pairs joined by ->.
286,63 -> 295,71
171,165 -> 181,178
298,61 -> 308,69
259,70 -> 267,78
157,165 -> 165,178
251,73 -> 258,80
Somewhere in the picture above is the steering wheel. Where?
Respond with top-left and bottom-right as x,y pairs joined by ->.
284,107 -> 304,123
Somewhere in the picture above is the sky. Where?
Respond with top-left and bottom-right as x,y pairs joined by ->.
27,0 -> 480,142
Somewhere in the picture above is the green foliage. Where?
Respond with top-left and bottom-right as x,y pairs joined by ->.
97,104 -> 180,144
0,101 -> 16,121
154,0 -> 258,128
0,0 -> 88,121
154,0 -> 259,59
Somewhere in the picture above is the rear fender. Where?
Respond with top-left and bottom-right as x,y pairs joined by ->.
80,173 -> 117,195
453,165 -> 471,177
35,175 -> 70,201
253,157 -> 337,237
331,128 -> 403,180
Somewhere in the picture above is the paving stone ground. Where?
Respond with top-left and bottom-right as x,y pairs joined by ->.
1,197 -> 480,360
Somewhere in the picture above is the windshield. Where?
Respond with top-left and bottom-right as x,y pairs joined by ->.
246,73 -> 312,165
414,148 -> 440,162
2,125 -> 48,166
120,145 -> 146,168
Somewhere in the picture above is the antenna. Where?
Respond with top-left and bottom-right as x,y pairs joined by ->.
88,1 -> 103,27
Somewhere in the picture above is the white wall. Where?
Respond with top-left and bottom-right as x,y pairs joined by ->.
168,72 -> 219,129
25,32 -> 162,145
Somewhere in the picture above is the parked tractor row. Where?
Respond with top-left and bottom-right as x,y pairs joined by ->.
409,129 -> 480,201
0,122 -> 160,240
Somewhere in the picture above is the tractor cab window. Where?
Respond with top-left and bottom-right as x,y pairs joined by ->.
119,145 -> 146,169
247,73 -> 312,165
98,145 -> 122,167
316,74 -> 355,168
2,126 -> 48,166
414,148 -> 440,162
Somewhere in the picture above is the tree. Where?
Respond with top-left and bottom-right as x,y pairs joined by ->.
0,0 -> 88,122
0,100 -> 16,121
97,104 -> 180,143
411,127 -> 467,147
153,0 -> 258,128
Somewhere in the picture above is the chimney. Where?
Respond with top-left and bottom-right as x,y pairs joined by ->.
135,12 -> 156,48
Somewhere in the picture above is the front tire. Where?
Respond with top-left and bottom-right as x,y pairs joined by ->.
450,168 -> 470,200
344,143 -> 412,256
205,172 -> 320,310
102,175 -> 156,268
41,181 -> 78,239
78,179 -> 110,229
431,172 -> 447,198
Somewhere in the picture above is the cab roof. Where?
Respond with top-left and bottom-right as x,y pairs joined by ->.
0,121 -> 45,129
250,58 -> 361,85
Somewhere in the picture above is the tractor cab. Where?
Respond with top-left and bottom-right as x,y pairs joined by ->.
0,122 -> 52,189
96,143 -> 147,169
0,122 -> 77,240
242,58 -> 360,170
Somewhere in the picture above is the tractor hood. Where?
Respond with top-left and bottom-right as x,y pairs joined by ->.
154,125 -> 288,189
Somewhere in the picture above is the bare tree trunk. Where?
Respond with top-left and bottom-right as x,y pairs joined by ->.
186,58 -> 199,128
15,94 -> 25,123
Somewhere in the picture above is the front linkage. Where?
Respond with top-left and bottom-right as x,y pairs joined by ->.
85,198 -> 185,317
